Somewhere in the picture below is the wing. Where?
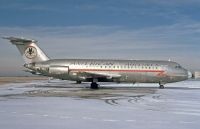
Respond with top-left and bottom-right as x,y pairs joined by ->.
75,71 -> 121,79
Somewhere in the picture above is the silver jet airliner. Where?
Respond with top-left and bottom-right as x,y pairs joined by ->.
3,37 -> 191,89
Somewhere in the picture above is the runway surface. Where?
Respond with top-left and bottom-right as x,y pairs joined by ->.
0,80 -> 200,129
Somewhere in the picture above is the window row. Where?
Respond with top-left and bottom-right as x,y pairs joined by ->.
79,65 -> 160,69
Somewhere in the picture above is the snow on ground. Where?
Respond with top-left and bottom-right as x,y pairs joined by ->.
0,80 -> 200,129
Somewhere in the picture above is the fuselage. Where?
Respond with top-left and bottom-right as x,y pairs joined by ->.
4,37 -> 191,89
25,59 -> 190,84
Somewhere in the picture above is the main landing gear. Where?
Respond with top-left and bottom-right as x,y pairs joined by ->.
90,78 -> 99,89
76,80 -> 82,84
90,82 -> 99,89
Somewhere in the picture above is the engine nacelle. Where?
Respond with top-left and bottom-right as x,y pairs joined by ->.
49,66 -> 69,75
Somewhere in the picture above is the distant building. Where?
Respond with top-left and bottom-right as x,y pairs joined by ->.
194,71 -> 200,79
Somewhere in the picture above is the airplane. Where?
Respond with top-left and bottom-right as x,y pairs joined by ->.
3,36 -> 192,89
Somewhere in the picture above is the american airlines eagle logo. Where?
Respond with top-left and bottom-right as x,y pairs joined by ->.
24,46 -> 37,59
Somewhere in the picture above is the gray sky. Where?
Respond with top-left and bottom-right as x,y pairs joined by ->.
0,0 -> 200,76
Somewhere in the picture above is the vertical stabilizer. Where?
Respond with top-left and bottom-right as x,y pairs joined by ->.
3,37 -> 49,63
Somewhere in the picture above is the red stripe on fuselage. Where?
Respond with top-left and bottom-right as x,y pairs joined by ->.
70,69 -> 164,73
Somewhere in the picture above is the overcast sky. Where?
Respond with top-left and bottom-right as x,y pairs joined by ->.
0,0 -> 200,76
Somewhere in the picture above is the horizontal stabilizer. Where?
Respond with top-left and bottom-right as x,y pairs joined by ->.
2,36 -> 37,44
23,69 -> 42,75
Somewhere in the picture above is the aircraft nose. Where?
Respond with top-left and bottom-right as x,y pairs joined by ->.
175,69 -> 191,81
187,71 -> 192,79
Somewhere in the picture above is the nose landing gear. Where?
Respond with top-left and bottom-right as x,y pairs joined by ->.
159,81 -> 165,89
159,84 -> 165,89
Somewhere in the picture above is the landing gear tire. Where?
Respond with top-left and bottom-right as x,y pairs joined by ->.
76,80 -> 82,84
90,82 -> 99,89
159,85 -> 165,89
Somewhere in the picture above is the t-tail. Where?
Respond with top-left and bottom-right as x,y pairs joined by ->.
3,37 -> 49,63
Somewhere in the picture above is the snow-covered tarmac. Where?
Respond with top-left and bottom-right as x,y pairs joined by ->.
0,80 -> 200,129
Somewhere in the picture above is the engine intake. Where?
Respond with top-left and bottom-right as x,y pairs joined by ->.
49,66 -> 69,75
